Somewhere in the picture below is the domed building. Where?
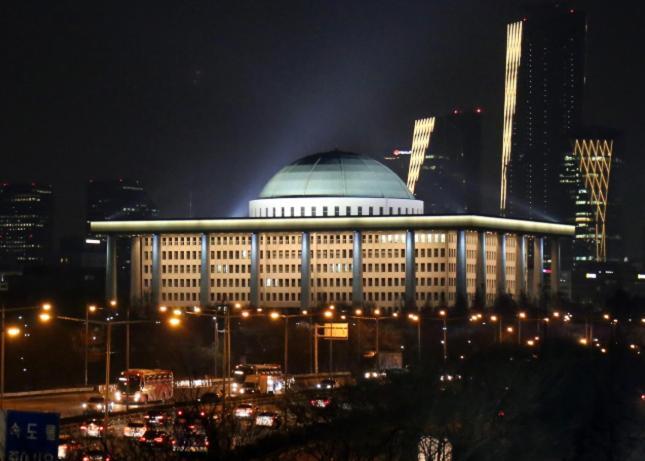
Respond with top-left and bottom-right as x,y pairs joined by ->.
91,149 -> 573,315
249,151 -> 423,218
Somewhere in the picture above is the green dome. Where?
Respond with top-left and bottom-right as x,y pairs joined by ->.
259,151 -> 414,200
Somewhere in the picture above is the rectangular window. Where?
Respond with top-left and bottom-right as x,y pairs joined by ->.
334,206 -> 340,216
346,206 -> 351,215
358,206 -> 363,215
323,206 -> 328,216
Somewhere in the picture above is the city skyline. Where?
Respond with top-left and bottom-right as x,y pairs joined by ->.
4,0 -> 644,260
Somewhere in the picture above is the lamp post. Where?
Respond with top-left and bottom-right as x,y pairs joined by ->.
407,313 -> 421,363
439,309 -> 447,363
490,314 -> 502,343
517,312 -> 526,345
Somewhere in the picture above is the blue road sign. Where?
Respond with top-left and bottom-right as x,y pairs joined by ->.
0,410 -> 59,461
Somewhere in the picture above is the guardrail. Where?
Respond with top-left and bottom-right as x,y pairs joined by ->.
3,387 -> 95,399
7,372 -> 355,400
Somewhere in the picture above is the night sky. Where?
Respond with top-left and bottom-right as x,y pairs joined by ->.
4,1 -> 645,258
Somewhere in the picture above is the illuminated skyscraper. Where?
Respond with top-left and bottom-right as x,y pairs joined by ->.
406,110 -> 484,214
499,5 -> 586,221
0,183 -> 54,270
570,134 -> 622,263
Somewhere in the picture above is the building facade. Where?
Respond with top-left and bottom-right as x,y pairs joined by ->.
0,183 -> 54,270
499,5 -> 587,221
93,152 -> 573,312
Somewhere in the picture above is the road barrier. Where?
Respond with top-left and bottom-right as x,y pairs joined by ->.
3,387 -> 94,399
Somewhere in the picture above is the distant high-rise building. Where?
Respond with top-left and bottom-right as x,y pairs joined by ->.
86,179 -> 158,223
406,109 -> 484,214
86,179 -> 158,306
567,133 -> 622,263
499,5 -> 586,221
0,183 -> 54,270
382,150 -> 410,183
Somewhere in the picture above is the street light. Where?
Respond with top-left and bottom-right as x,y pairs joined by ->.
408,313 -> 421,363
0,302 -> 54,409
439,310 -> 447,362
168,317 -> 181,327
323,310 -> 333,319
517,312 -> 526,344
158,305 -> 168,313
38,312 -> 51,323
109,300 -> 117,308
490,315 -> 502,343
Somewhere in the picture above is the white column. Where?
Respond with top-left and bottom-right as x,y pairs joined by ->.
352,230 -> 363,306
456,230 -> 467,307
105,235 -> 117,305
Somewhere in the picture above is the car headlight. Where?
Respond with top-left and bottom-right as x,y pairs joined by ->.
82,403 -> 87,408
114,391 -> 121,401
240,389 -> 245,394
316,383 -> 321,388
134,392 -> 141,402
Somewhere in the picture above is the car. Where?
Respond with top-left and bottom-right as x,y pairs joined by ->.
58,434 -> 80,460
238,382 -> 259,395
81,396 -> 113,414
144,410 -> 167,426
309,395 -> 332,409
198,391 -> 220,404
123,421 -> 146,438
254,411 -> 281,428
80,419 -> 104,438
172,434 -> 209,453
316,378 -> 337,390
233,403 -> 255,419
363,370 -> 386,380
79,449 -> 112,461
175,408 -> 207,428
138,429 -> 172,448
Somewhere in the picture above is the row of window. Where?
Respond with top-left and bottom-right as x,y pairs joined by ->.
254,205 -> 422,218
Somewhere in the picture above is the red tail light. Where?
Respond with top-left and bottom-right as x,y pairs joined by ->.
153,437 -> 164,443
80,425 -> 87,431
82,457 -> 89,461
205,440 -> 209,446
139,437 -> 146,442
200,411 -> 205,417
